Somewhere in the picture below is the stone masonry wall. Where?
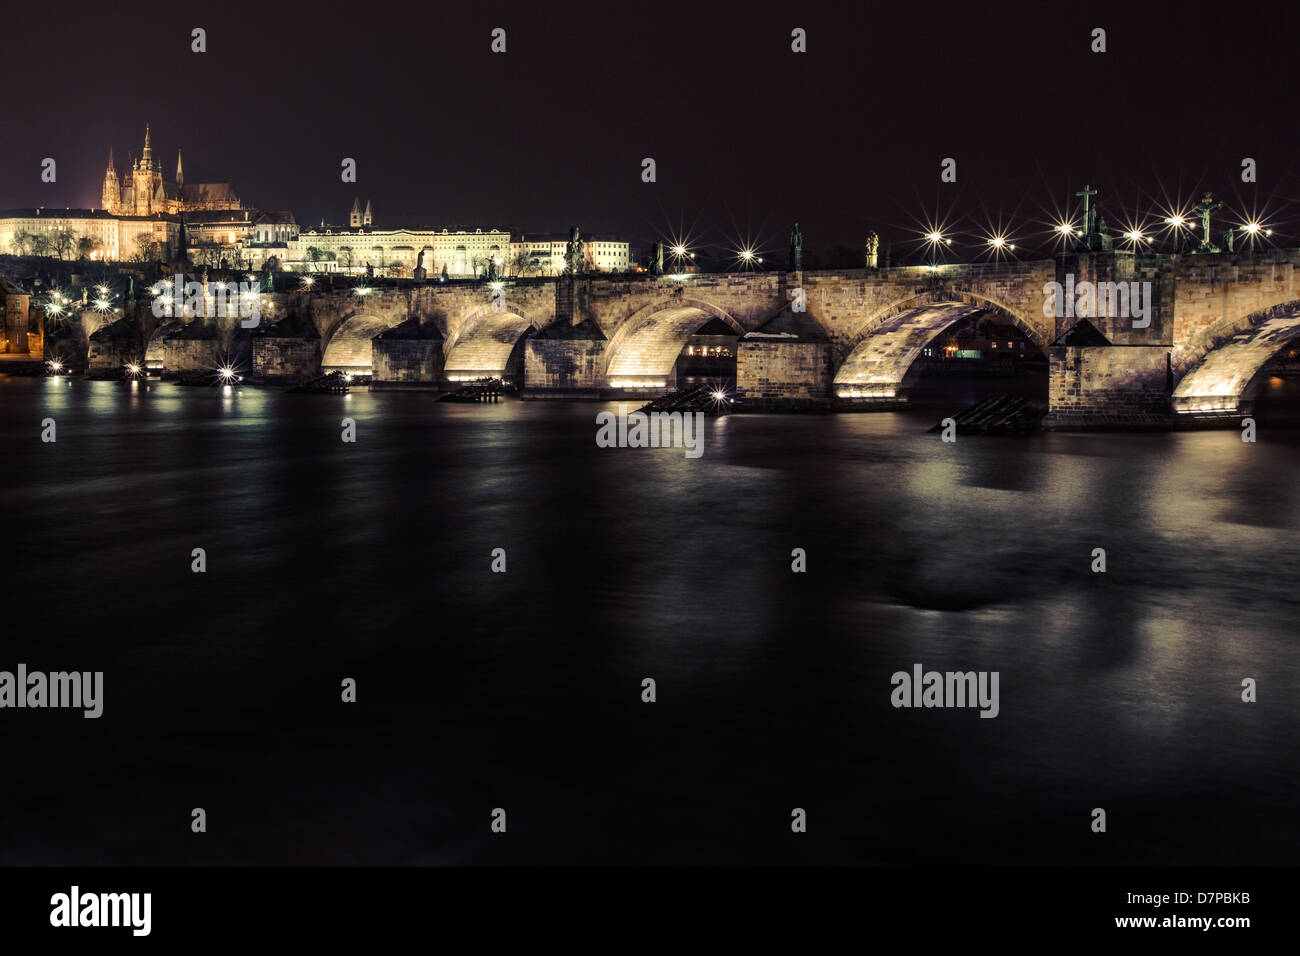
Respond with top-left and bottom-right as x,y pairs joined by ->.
253,339 -> 321,383
736,341 -> 834,405
371,338 -> 445,387
524,339 -> 606,393
1046,345 -> 1170,426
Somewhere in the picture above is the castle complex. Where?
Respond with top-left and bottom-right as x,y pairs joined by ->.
100,125 -> 243,217
0,124 -> 631,279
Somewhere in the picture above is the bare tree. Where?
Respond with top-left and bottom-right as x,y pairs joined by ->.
510,251 -> 539,278
133,233 -> 161,262
9,230 -> 35,256
76,236 -> 102,260
50,226 -> 78,260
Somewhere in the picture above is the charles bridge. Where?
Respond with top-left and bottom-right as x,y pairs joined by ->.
56,247 -> 1300,427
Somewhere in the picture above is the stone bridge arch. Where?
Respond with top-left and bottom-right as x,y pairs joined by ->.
1172,299 -> 1300,414
601,297 -> 748,386
443,304 -> 539,381
832,290 -> 1048,400
321,312 -> 407,371
845,288 -> 1050,352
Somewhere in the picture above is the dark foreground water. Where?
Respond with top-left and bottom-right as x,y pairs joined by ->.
1,376 -> 1298,866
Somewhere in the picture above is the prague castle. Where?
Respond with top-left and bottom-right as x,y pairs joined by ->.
101,125 -> 243,217
0,125 -> 631,278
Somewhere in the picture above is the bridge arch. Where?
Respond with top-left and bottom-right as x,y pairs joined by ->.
322,312 -> 406,371
602,298 -> 747,386
443,304 -> 538,381
1172,300 -> 1300,414
846,289 -> 1050,353
833,292 -> 1047,400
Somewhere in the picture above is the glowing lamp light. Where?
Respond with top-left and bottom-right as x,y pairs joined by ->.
671,245 -> 686,256
353,286 -> 373,297
47,359 -> 64,373
739,249 -> 755,261
301,276 -> 315,288
125,363 -> 141,377
1242,221 -> 1263,235
1165,215 -> 1187,228
1124,230 -> 1146,242
711,390 -> 727,401
218,365 -> 237,383
490,281 -> 503,291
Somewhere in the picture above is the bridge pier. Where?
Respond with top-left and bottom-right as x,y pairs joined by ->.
1043,344 -> 1173,429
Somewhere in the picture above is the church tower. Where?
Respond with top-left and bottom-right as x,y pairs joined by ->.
176,149 -> 184,188
102,149 -> 119,213
350,198 -> 362,228
363,200 -> 372,227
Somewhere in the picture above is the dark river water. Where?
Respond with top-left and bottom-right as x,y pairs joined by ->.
1,375 -> 1298,866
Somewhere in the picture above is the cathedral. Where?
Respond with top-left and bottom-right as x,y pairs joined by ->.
101,125 -> 244,217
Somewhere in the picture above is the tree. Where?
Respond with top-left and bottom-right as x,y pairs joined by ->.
338,246 -> 354,272
508,250 -> 538,278
306,246 -> 323,273
50,226 -> 78,260
133,233 -> 161,262
76,236 -> 103,260
30,233 -> 53,257
9,230 -> 35,256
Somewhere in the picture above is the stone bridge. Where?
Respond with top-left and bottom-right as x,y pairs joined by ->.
80,248 -> 1300,425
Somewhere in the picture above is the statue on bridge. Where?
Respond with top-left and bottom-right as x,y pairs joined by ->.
565,225 -> 582,275
865,231 -> 879,269
1224,227 -> 1235,253
788,222 -> 803,271
413,248 -> 428,281
651,240 -> 664,276
1074,184 -> 1113,251
1192,192 -> 1222,254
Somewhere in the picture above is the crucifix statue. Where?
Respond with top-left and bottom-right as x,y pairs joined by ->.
1076,184 -> 1099,237
1193,192 -> 1222,253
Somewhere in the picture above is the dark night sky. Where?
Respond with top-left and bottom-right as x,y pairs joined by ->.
5,0 -> 1300,261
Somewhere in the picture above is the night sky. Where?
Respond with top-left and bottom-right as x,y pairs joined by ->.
5,0 -> 1300,260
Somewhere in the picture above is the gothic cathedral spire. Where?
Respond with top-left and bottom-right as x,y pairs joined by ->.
176,148 -> 184,187
102,148 -> 120,213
